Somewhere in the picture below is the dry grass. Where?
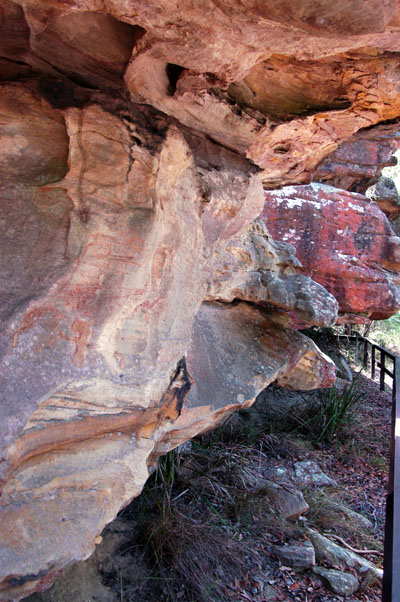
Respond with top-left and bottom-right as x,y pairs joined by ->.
138,510 -> 248,602
135,443 -> 268,602
304,490 -> 383,553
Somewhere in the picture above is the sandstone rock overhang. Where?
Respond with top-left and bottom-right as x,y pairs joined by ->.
1,1 -> 400,599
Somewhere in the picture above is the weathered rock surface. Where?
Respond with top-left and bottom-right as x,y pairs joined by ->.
392,215 -> 400,237
1,0 -> 400,599
254,479 -> 310,521
307,528 -> 383,584
313,567 -> 359,596
207,219 -> 338,327
313,124 -> 400,194
273,541 -> 315,569
127,46 -> 400,188
1,0 -> 400,188
294,460 -> 337,487
0,80 -> 334,600
150,302 -> 336,457
263,183 -> 400,321
368,175 -> 400,218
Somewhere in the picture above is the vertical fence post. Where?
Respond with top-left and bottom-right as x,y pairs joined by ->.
363,338 -> 369,368
372,345 -> 376,381
355,332 -> 359,366
381,351 -> 386,392
395,357 -> 400,600
383,356 -> 400,601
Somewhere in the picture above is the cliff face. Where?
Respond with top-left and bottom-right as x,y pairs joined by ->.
1,1 -> 400,599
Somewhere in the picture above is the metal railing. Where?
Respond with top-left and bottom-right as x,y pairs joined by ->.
337,331 -> 400,601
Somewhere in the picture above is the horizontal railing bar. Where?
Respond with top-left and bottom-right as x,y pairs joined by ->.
376,349 -> 397,361
337,335 -> 397,360
377,364 -> 395,378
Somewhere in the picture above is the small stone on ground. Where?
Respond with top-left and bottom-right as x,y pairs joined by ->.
294,460 -> 337,487
313,567 -> 359,596
273,541 -> 315,569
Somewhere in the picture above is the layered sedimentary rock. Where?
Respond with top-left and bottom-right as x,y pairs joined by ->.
263,183 -> 400,321
1,0 -> 400,600
0,80 -> 335,601
207,218 -> 338,327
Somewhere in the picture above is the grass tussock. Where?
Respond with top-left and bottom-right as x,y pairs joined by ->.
261,382 -> 365,447
288,381 -> 365,444
135,445 -> 268,602
138,509 -> 247,602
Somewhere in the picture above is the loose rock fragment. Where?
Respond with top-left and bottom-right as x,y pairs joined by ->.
294,461 -> 337,487
256,480 -> 309,520
273,541 -> 315,569
313,567 -> 359,596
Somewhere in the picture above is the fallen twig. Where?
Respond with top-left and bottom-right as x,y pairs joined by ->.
322,532 -> 383,556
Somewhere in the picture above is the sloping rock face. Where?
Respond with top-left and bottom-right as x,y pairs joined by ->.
206,218 -> 338,327
0,77 -> 335,602
1,1 -> 400,599
263,184 -> 400,321
313,124 -> 400,195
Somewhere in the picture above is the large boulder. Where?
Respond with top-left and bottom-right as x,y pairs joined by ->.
263,183 -> 400,321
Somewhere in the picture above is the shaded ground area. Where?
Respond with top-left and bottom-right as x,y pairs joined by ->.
26,337 -> 392,602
